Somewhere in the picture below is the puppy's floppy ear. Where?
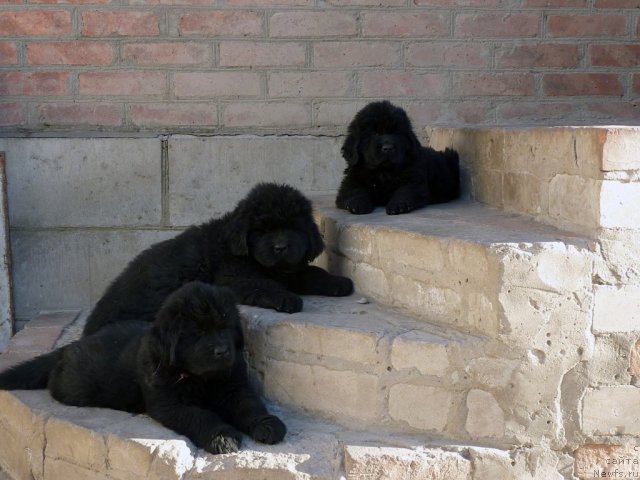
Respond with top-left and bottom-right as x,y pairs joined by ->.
341,133 -> 360,167
305,219 -> 325,262
149,317 -> 182,368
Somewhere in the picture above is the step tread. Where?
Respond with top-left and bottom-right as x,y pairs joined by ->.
312,194 -> 591,247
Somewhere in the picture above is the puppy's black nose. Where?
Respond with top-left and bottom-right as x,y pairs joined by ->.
213,345 -> 229,358
381,144 -> 395,153
273,243 -> 288,254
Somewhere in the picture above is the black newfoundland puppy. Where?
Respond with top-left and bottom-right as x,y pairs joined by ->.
0,282 -> 286,454
83,182 -> 353,336
336,101 -> 460,215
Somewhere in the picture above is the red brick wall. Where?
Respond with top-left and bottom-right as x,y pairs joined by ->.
0,2 -> 638,133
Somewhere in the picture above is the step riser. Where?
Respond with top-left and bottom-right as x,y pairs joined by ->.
426,127 -> 640,236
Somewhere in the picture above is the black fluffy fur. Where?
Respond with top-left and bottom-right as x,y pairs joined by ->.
83,182 -> 353,336
0,282 -> 286,455
336,101 -> 460,215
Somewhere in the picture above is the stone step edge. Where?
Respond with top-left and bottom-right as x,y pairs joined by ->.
0,387 -> 569,480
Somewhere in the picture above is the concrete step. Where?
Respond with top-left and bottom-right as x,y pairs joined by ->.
312,194 -> 595,342
241,295 -> 493,442
0,312 -> 566,479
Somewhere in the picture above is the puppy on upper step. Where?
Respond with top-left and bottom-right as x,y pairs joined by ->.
336,101 -> 460,215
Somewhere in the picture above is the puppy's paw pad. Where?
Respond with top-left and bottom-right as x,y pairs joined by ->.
207,428 -> 242,454
251,415 -> 287,444
386,201 -> 416,215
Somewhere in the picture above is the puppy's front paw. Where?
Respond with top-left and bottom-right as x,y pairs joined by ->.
343,196 -> 374,215
328,276 -> 354,296
250,415 -> 287,444
275,291 -> 303,313
385,198 -> 419,215
206,426 -> 242,454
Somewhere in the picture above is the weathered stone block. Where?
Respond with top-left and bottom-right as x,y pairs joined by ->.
465,389 -> 505,439
390,331 -> 449,376
600,127 -> 640,172
583,386 -> 640,436
548,174 -> 601,233
344,446 -> 472,480
388,384 -> 452,432
263,360 -> 383,425
168,136 -> 343,226
593,285 -> 640,334
45,417 -> 108,472
0,138 -> 161,228
43,458 -> 109,480
574,444 -> 640,480
600,181 -> 640,229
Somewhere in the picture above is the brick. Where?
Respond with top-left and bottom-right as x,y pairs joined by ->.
227,0 -> 311,5
174,72 -> 260,98
314,41 -> 400,67
362,12 -> 449,37
496,102 -> 575,124
599,127 -> 640,171
593,285 -> 640,333
583,386 -> 640,435
129,103 -> 217,126
415,0 -> 497,4
81,11 -> 160,36
0,42 -> 17,64
546,14 -> 627,37
35,103 -> 122,126
0,103 -> 24,126
360,71 -> 447,97
543,73 -> 623,96
574,444 -> 640,479
26,41 -> 113,65
268,72 -> 352,98
456,73 -> 535,96
122,42 -> 210,65
79,71 -> 164,96
388,384 -> 451,432
219,41 -> 305,67
496,43 -> 579,68
0,72 -> 68,96
31,0 -> 112,3
406,42 -> 490,67
328,0 -> 403,4
586,102 -> 640,123
455,13 -> 539,38
595,0 -> 640,6
270,12 -> 357,37
408,101 -> 492,125
635,75 -> 640,95
223,102 -> 309,127
523,0 -> 585,5
313,101 -> 368,127
0,10 -> 71,35
177,11 -> 262,36
590,44 -> 640,67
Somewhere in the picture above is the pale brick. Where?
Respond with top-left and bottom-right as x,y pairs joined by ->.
362,12 -> 448,37
129,103 -> 217,127
543,73 -> 623,96
177,11 -> 262,36
45,417 -> 108,472
407,42 -> 490,67
345,260 -> 390,302
223,102 -> 309,128
265,320 -> 381,365
593,285 -> 640,333
600,128 -> 640,171
599,181 -> 640,228
388,384 -> 451,431
81,11 -> 159,36
583,386 -> 640,435
390,331 -> 449,376
314,41 -> 400,67
313,100 -> 368,127
269,12 -> 357,37
35,103 -> 123,127
0,10 -> 71,35
455,13 -> 539,38
465,389 -> 505,439
26,41 -> 113,65
344,446 -> 472,480
263,360 -> 383,423
335,224 -> 375,263
548,174 -> 601,232
174,72 -> 260,98
630,339 -> 640,377
268,72 -> 352,98
79,71 -> 165,96
360,71 -> 447,97
122,42 -> 211,65
219,41 -> 305,67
